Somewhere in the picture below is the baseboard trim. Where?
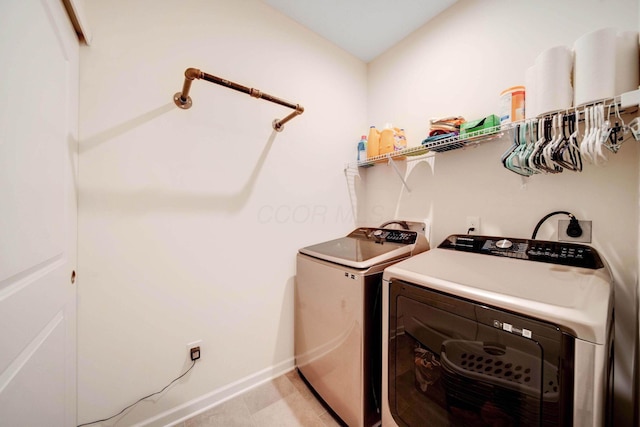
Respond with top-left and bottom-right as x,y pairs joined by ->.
133,357 -> 296,427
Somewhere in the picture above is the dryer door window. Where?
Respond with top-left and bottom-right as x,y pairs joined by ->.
388,280 -> 573,427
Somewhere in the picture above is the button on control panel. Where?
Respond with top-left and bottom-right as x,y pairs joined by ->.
439,234 -> 604,269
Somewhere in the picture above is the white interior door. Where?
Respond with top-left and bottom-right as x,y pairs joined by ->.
0,0 -> 79,425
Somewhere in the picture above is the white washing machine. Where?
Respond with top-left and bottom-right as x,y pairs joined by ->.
295,221 -> 429,427
382,234 -> 614,427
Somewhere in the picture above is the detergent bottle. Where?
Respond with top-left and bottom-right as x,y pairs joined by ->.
357,135 -> 367,162
379,123 -> 395,156
367,126 -> 380,159
394,128 -> 407,159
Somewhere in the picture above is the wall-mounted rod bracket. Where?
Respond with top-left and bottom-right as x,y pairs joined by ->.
174,67 -> 304,132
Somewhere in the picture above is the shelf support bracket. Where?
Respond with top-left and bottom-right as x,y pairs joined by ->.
387,156 -> 411,193
173,67 -> 304,132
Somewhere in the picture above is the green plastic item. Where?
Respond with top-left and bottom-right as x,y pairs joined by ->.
460,114 -> 500,139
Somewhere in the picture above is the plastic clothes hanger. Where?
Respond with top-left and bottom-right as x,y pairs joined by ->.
503,124 -> 527,175
603,102 -> 625,153
503,123 -> 534,176
526,118 -> 542,172
592,104 -> 608,165
526,121 -> 541,172
628,117 -> 640,141
551,114 -> 568,167
542,113 -> 563,173
580,106 -> 595,164
528,118 -> 545,172
519,121 -> 538,175
501,124 -> 519,167
554,112 -> 582,172
570,112 -> 584,172
532,117 -> 558,173
519,121 -> 535,172
599,104 -> 614,151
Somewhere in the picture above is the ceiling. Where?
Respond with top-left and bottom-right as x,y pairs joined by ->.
261,0 -> 458,62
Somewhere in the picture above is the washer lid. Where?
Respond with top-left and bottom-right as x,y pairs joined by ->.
383,244 -> 613,344
299,227 -> 418,269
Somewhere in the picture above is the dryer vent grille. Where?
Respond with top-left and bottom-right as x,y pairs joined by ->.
441,340 -> 559,399
441,340 -> 561,425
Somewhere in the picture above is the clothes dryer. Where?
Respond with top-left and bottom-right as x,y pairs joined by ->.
382,235 -> 614,427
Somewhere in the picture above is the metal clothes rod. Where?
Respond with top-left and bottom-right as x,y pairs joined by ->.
173,67 -> 304,132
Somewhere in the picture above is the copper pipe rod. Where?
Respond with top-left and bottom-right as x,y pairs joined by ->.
273,105 -> 304,131
174,67 -> 304,131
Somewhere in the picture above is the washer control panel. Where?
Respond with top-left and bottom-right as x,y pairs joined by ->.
439,235 -> 604,269
347,227 -> 418,244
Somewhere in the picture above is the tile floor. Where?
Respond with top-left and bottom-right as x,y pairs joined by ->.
177,370 -> 345,427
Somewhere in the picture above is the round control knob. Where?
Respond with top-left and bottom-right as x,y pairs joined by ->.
496,239 -> 513,249
373,229 -> 384,237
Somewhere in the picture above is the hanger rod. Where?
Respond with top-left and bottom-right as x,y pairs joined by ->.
173,67 -> 304,132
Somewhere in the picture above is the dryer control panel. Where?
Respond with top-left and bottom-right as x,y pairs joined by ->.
439,234 -> 604,269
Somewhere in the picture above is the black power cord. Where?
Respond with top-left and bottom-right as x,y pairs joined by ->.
531,210 -> 582,240
77,359 -> 197,427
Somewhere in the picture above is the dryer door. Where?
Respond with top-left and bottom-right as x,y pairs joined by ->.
388,280 -> 574,427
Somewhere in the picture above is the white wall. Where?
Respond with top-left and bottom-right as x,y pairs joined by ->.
77,1 -> 366,425
364,0 -> 638,424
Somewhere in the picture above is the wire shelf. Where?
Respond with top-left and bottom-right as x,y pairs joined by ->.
350,95 -> 638,170
354,125 -> 506,168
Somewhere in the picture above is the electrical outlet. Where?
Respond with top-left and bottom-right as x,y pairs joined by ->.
466,216 -> 480,235
187,340 -> 202,361
190,346 -> 201,361
558,220 -> 592,243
